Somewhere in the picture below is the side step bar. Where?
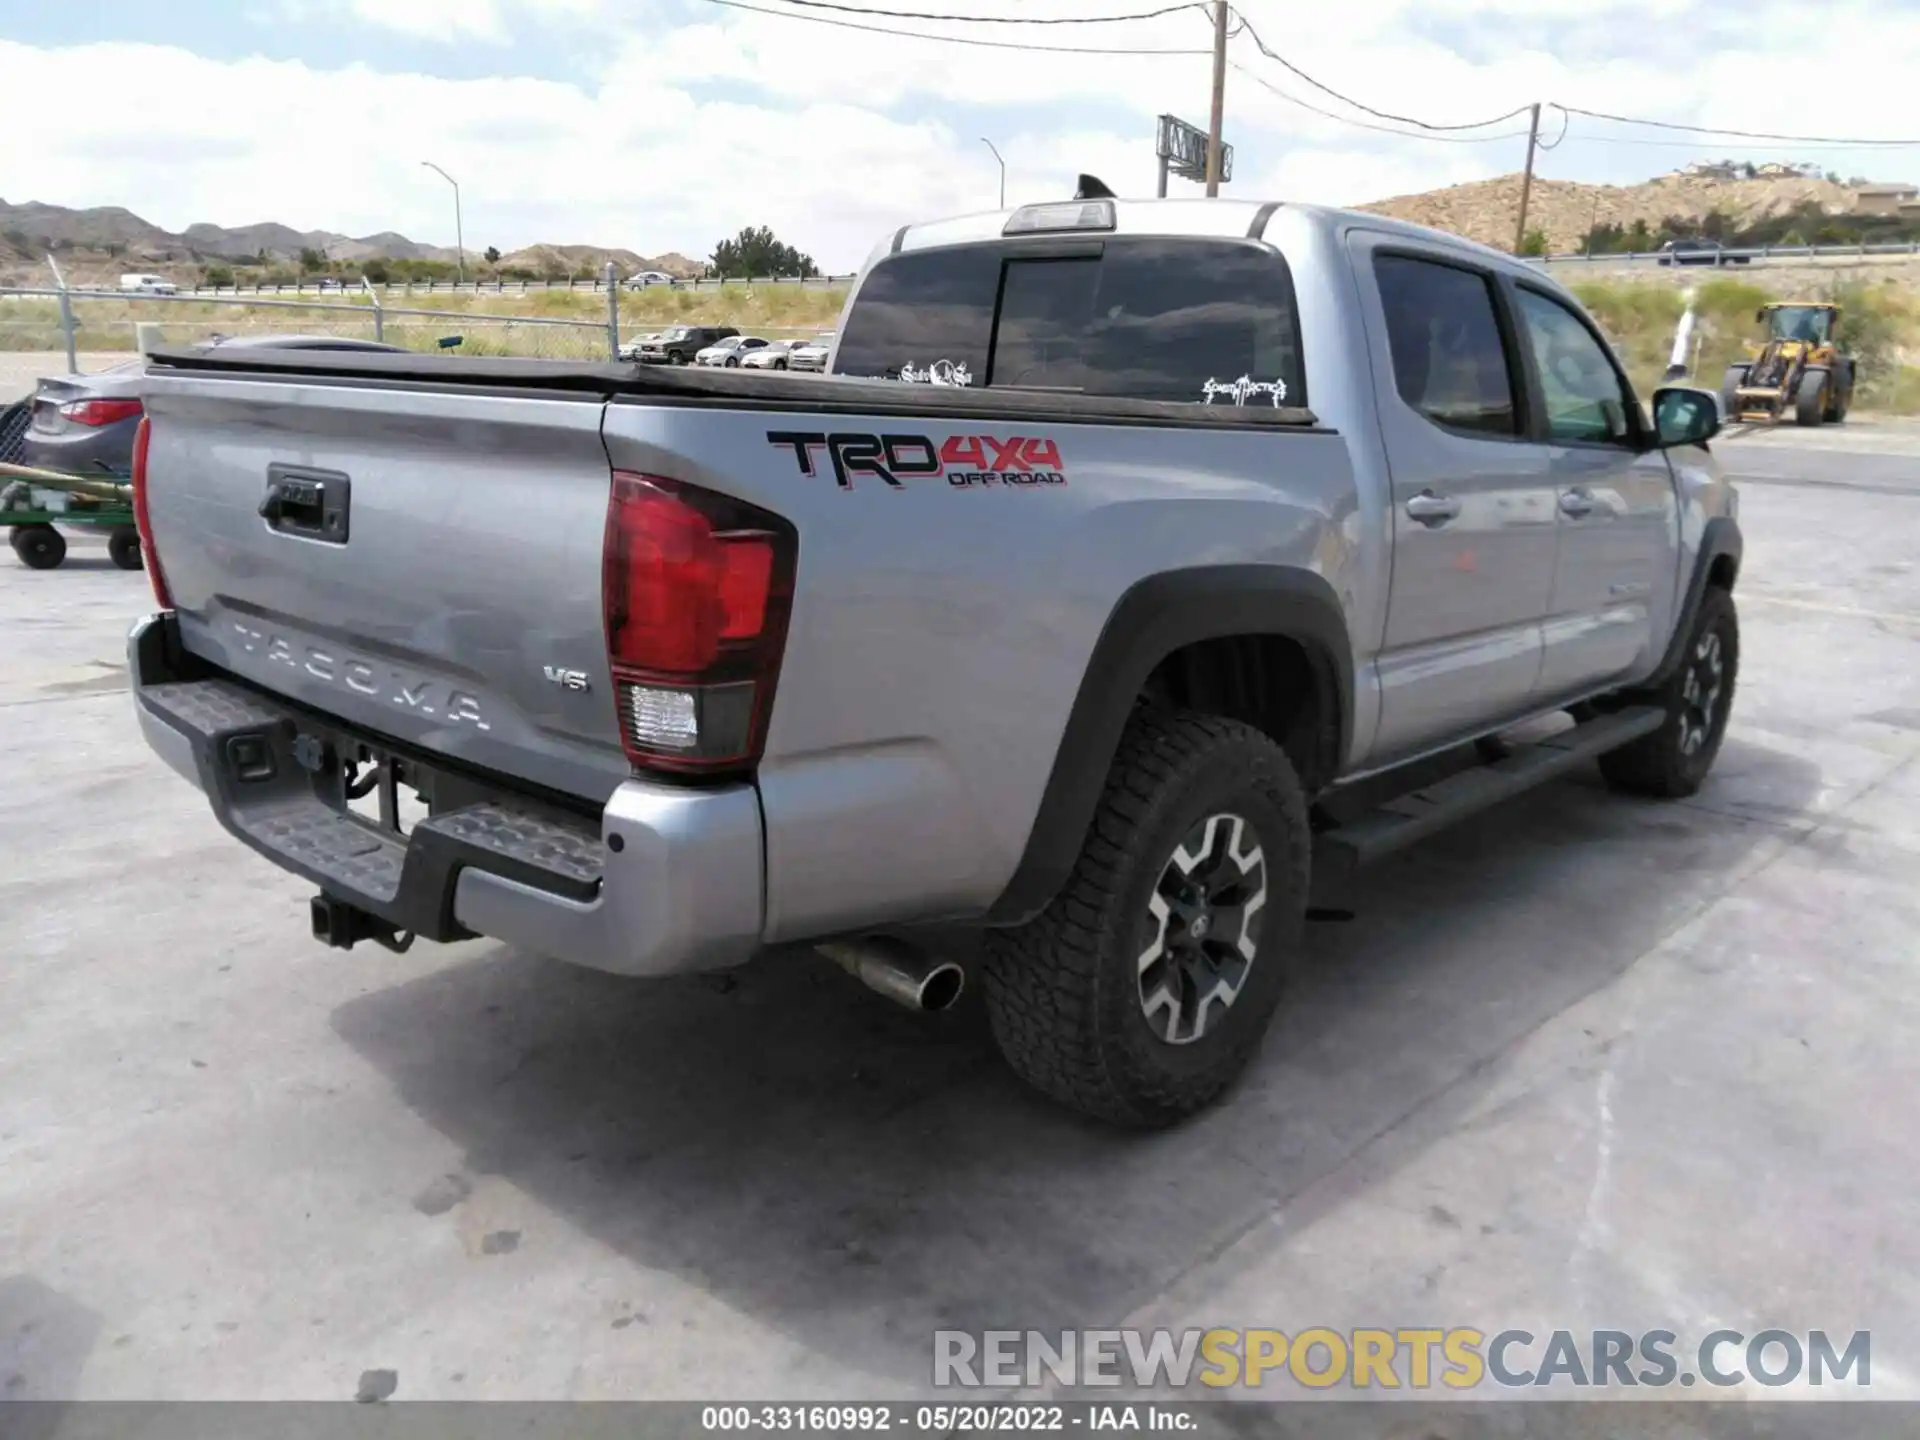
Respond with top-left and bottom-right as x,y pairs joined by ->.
1314,705 -> 1666,882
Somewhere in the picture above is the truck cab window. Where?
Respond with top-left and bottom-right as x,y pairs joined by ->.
836,238 -> 1305,406
833,246 -> 1000,383
1514,287 -> 1637,446
1373,254 -> 1518,437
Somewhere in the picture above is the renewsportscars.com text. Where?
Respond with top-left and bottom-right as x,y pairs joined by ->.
933,1328 -> 1871,1391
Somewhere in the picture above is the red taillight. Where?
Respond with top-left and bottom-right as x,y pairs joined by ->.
130,415 -> 172,608
602,472 -> 794,775
61,397 -> 144,427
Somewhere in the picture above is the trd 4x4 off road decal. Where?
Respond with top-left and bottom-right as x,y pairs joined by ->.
767,431 -> 1067,490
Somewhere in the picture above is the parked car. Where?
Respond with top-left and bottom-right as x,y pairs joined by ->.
738,340 -> 797,371
694,335 -> 769,367
631,325 -> 739,365
785,333 -> 835,373
1658,238 -> 1749,267
22,335 -> 403,475
129,194 -> 1740,1126
626,271 -> 676,288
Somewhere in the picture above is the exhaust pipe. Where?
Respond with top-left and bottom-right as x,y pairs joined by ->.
818,935 -> 964,1013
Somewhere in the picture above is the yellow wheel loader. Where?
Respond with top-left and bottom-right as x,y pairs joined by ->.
1720,302 -> 1856,426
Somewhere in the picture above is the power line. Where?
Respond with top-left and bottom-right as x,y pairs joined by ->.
1229,62 -> 1531,143
1551,127 -> 1920,153
699,0 -> 1211,52
1230,12 -> 1920,150
1229,11 -> 1532,132
1533,106 -> 1571,152
744,0 -> 1202,22
1555,104 -> 1920,148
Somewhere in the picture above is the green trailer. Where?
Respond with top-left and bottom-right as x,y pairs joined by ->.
0,460 -> 142,571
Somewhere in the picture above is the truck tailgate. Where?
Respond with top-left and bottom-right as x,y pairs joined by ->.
140,372 -> 627,801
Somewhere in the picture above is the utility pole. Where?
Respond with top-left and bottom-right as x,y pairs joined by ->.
1205,0 -> 1229,197
1512,102 -> 1542,255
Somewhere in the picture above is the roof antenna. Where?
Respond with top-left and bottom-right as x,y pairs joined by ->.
1074,174 -> 1116,200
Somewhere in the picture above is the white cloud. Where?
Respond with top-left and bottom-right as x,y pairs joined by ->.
276,0 -> 608,44
2,0 -> 1917,272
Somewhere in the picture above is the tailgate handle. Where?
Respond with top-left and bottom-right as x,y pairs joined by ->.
261,466 -> 350,544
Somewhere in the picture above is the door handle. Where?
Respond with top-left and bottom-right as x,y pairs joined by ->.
1405,490 -> 1461,525
1559,488 -> 1596,518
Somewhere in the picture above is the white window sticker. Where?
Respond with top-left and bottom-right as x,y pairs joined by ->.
895,359 -> 974,387
1201,374 -> 1288,407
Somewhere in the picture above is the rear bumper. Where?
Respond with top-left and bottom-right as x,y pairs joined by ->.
22,422 -> 139,475
128,612 -> 764,977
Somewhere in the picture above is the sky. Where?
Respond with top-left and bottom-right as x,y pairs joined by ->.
2,0 -> 1918,271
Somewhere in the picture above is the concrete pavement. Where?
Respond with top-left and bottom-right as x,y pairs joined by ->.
2,434 -> 1917,1405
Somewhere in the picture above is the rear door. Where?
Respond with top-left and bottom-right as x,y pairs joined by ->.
1508,282 -> 1678,698
1349,237 -> 1558,762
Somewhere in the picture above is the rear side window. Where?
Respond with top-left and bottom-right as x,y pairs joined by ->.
1373,254 -> 1518,437
834,238 -> 1306,406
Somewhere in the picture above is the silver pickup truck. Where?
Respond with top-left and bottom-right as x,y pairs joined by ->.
128,194 -> 1741,1125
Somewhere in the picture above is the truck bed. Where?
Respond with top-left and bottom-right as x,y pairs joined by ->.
136,345 -> 1354,956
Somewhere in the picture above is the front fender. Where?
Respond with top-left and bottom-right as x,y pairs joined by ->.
1645,515 -> 1742,688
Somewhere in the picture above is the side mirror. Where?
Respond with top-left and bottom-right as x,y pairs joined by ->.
1651,385 -> 1721,448
1755,307 -> 1767,324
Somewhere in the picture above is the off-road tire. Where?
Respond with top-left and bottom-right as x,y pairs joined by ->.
1794,370 -> 1826,427
982,708 -> 1310,1127
1720,363 -> 1749,421
10,523 -> 65,570
1598,586 -> 1739,799
107,527 -> 144,570
1825,364 -> 1852,423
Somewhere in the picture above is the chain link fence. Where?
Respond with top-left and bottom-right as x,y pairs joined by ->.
0,286 -> 620,371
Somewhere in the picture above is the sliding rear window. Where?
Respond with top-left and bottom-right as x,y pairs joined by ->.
834,238 -> 1306,407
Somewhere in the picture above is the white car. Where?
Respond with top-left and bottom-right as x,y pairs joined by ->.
786,333 -> 835,373
626,270 -> 676,288
738,340 -> 797,371
693,335 -> 769,367
119,273 -> 178,296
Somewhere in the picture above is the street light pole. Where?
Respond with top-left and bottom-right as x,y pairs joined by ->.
421,160 -> 465,284
981,137 -> 1006,209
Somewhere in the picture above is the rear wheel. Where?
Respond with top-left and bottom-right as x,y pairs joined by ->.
1598,586 -> 1739,799
982,709 -> 1309,1126
10,524 -> 65,569
108,527 -> 144,570
1795,370 -> 1826,426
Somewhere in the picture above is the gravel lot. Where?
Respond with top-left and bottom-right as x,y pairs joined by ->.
3,422 -> 1919,1405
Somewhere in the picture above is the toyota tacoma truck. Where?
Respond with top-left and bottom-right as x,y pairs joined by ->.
127,193 -> 1742,1126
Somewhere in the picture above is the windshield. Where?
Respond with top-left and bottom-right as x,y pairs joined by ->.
1769,307 -> 1833,345
661,327 -> 692,341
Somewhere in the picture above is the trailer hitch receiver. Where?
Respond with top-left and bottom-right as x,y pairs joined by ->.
310,893 -> 415,953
